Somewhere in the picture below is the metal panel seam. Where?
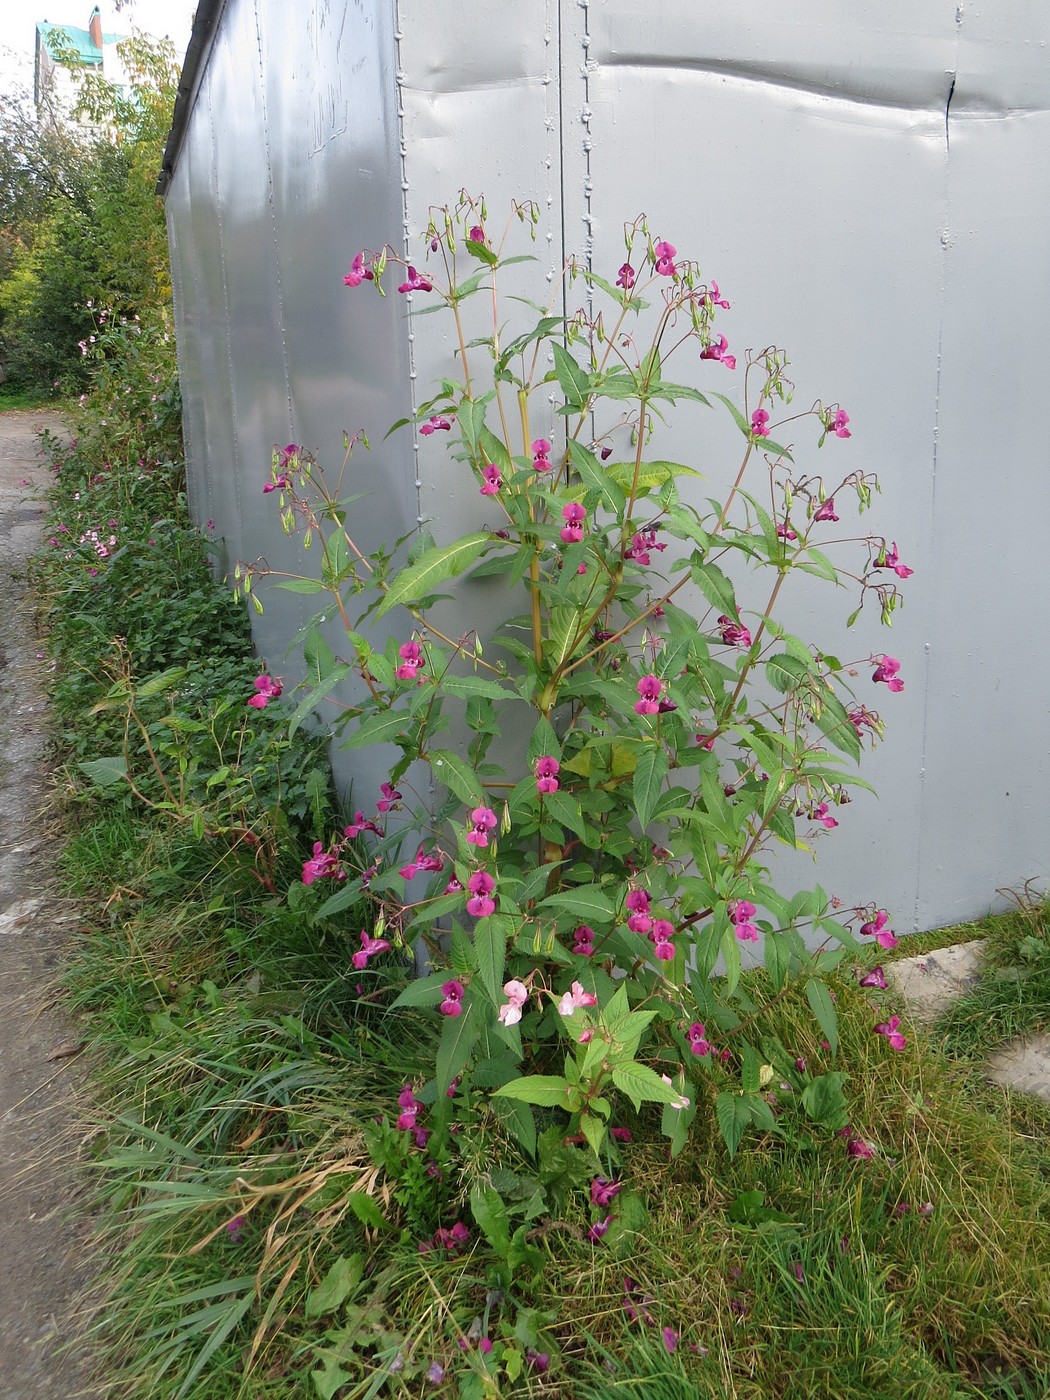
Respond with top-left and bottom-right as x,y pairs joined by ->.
913,10 -> 961,931
253,0 -> 294,437
208,79 -> 242,498
392,0 -> 423,531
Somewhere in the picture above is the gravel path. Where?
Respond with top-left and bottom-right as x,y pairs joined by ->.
0,409 -> 96,1398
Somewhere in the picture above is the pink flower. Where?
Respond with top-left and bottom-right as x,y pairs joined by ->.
344,811 -> 380,838
419,415 -> 452,435
874,1014 -> 907,1050
535,755 -> 561,795
573,924 -> 596,956
653,240 -> 677,276
751,408 -> 770,438
558,980 -> 598,1016
831,408 -> 851,438
718,615 -> 752,648
376,782 -> 402,812
662,1327 -> 680,1354
700,334 -> 736,370
560,501 -> 586,544
531,438 -> 553,472
397,1084 -> 421,1131
248,674 -> 282,708
397,265 -> 433,294
879,541 -> 914,578
872,656 -> 904,692
466,870 -> 497,917
651,917 -> 675,961
468,225 -> 485,243
624,526 -> 665,565
479,462 -> 502,495
729,899 -> 759,942
616,262 -> 636,290
587,1215 -> 612,1243
810,801 -> 839,830
498,978 -> 529,1025
342,251 -> 374,287
814,497 -> 839,523
276,443 -> 301,469
440,979 -> 465,1016
611,1127 -> 632,1142
688,1022 -> 712,1056
302,842 -> 340,885
626,888 -> 652,935
849,706 -> 879,737
353,928 -> 391,969
858,965 -> 888,989
465,806 -> 497,847
396,640 -> 425,682
706,279 -> 730,309
777,521 -> 798,541
846,1135 -> 875,1159
860,908 -> 898,950
661,1075 -> 691,1110
634,674 -> 663,715
591,1176 -> 622,1207
399,847 -> 444,880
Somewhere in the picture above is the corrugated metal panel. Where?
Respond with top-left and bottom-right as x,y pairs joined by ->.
164,0 -> 1049,930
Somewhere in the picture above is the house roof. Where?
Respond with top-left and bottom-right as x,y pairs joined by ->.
36,20 -> 125,67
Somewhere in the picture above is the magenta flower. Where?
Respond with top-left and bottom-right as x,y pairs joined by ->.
717,615 -> 752,648
626,888 -> 652,935
344,811 -> 380,838
811,801 -> 839,830
611,1127 -> 632,1142
634,674 -> 663,715
846,1135 -> 875,1159
874,1014 -> 907,1050
560,501 -> 586,543
531,438 -> 553,472
479,462 -> 502,495
397,265 -> 433,294
706,279 -> 731,309
399,847 -> 444,880
342,251 -> 374,287
777,521 -> 798,541
419,415 -> 452,435
397,1084 -> 421,1130
879,541 -> 914,578
396,640 -> 425,682
439,979 -> 465,1016
468,225 -> 485,243
558,980 -> 598,1016
587,1215 -> 613,1243
831,408 -> 851,438
590,1176 -> 622,1207
248,673 -> 283,708
302,842 -> 340,885
624,526 -> 665,565
353,928 -> 391,970
226,1216 -> 245,1242
466,870 -> 497,918
849,706 -> 879,737
498,978 -> 529,1025
700,333 -> 737,370
376,782 -> 402,812
662,1327 -> 680,1354
688,1021 -> 712,1056
276,443 -> 301,469
751,408 -> 771,438
427,1362 -> 445,1386
616,262 -> 636,290
860,908 -> 898,950
858,964 -> 888,989
573,924 -> 596,956
872,656 -> 904,692
653,240 -> 677,276
651,917 -> 675,962
814,497 -> 839,523
729,899 -> 759,942
465,806 -> 497,847
535,755 -> 561,794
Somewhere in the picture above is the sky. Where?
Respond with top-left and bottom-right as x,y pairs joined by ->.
0,0 -> 199,90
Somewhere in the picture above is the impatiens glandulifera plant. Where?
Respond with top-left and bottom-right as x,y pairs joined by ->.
235,193 -> 912,1163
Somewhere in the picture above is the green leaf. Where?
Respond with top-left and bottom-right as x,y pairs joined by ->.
801,1072 -> 849,1130
567,438 -> 627,515
475,914 -> 510,1006
288,662 -> 352,737
553,342 -> 591,408
437,997 -> 479,1094
376,533 -> 493,618
470,1183 -> 511,1256
539,788 -> 588,841
275,576 -> 328,594
632,745 -> 668,832
716,1092 -> 752,1159
813,689 -> 862,762
428,749 -> 483,806
494,1075 -> 572,1107
690,559 -> 739,621
606,459 -> 704,491
465,237 -> 499,265
805,978 -> 838,1057
547,606 -> 584,668
610,1061 -> 681,1112
305,1254 -> 364,1319
135,666 -> 188,697
340,708 -> 411,750
78,756 -> 128,787
439,673 -> 512,701
389,971 -> 449,1010
765,652 -> 812,695
527,715 -> 561,764
711,390 -> 750,438
537,883 -> 615,924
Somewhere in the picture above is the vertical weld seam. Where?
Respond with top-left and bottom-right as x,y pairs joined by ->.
208,81 -> 240,491
253,0 -> 293,434
555,0 -> 569,343
392,0 -> 422,527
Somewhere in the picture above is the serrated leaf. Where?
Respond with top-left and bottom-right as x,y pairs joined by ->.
537,883 -> 615,924
494,1075 -> 572,1107
275,577 -> 328,594
289,662 -> 352,737
527,716 -> 561,764
567,438 -> 627,515
805,978 -> 838,1056
632,745 -> 668,832
78,756 -> 128,787
436,997 -> 479,1094
389,971 -> 449,1010
304,1254 -> 365,1318
474,914 -> 510,1006
539,788 -> 588,841
690,559 -> 739,621
340,708 -> 410,750
553,342 -> 591,408
439,674 -> 512,701
606,459 -> 704,491
813,689 -> 862,761
470,1183 -> 511,1255
376,533 -> 492,618
428,749 -> 483,806
801,1071 -> 849,1130
135,666 -> 188,697
765,652 -> 812,695
610,1061 -> 681,1112
716,1092 -> 752,1159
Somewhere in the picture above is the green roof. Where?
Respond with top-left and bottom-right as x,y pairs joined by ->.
36,20 -> 125,66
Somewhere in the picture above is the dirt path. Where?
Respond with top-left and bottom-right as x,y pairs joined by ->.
0,409 -> 96,1397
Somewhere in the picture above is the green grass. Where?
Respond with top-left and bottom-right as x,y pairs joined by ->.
0,387 -> 63,411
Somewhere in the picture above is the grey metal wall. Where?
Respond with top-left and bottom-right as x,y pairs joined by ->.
165,0 -> 1050,932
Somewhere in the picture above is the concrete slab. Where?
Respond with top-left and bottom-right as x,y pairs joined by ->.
986,1036 -> 1050,1103
884,940 -> 986,1023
